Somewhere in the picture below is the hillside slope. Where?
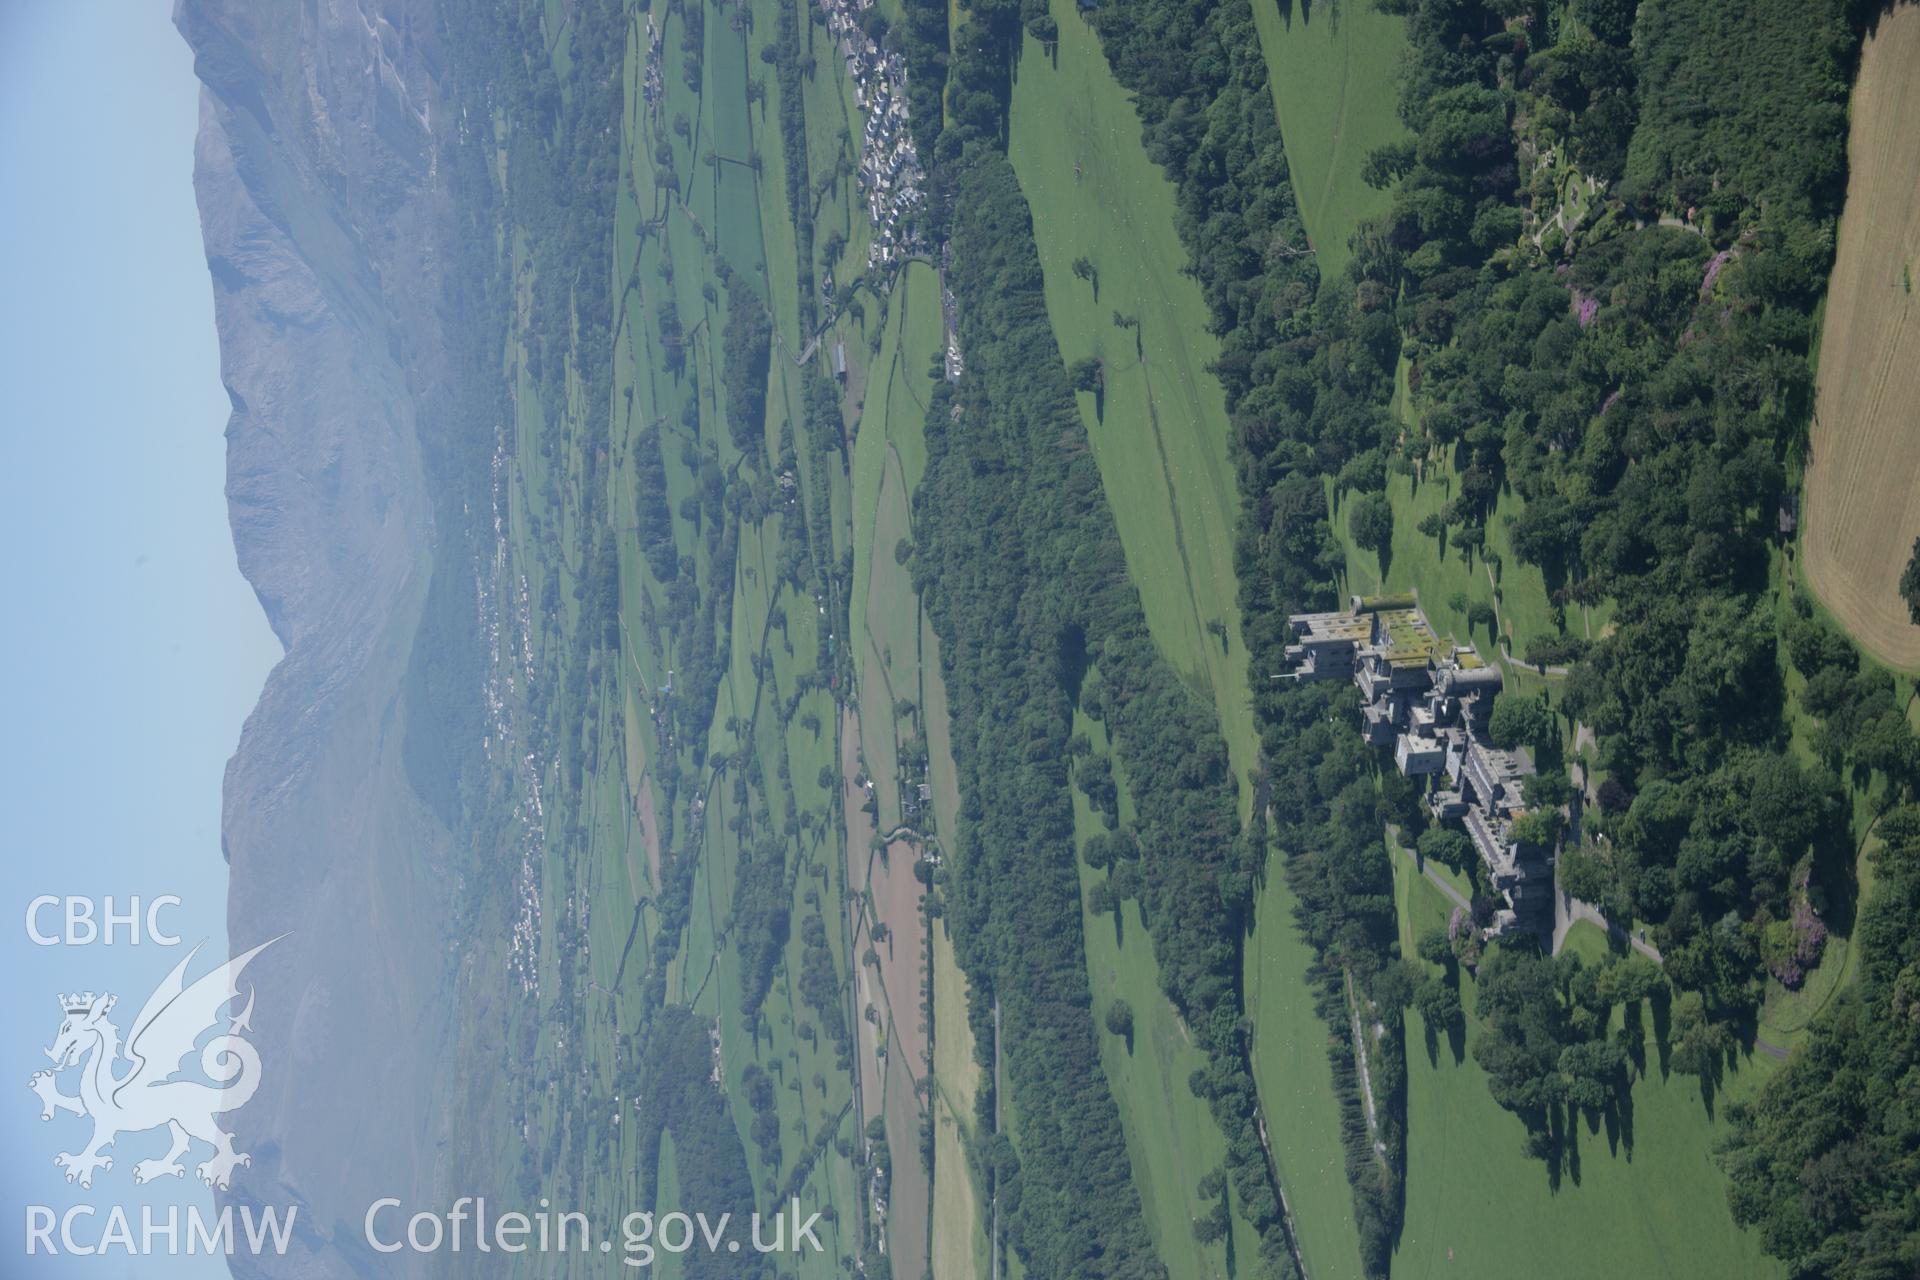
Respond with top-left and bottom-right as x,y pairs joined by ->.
178,1 -> 460,1271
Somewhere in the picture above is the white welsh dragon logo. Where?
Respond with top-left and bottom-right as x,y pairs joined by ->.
26,938 -> 278,1191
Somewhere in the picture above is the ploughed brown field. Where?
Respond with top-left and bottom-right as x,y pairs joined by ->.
1803,4 -> 1920,670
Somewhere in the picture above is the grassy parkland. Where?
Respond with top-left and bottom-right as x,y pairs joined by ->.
1246,0 -> 1409,280
1010,7 -> 1369,1278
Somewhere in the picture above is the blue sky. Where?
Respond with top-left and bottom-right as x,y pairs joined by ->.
0,2 -> 282,1272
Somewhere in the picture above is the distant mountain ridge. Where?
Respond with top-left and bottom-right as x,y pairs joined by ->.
175,0 -> 462,1273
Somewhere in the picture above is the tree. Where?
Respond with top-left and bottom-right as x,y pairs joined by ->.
1417,825 -> 1473,872
1667,991 -> 1732,1079
1489,692 -> 1554,754
1415,975 -> 1462,1031
1416,928 -> 1454,967
1105,999 -> 1134,1040
1523,771 -> 1571,810
1071,255 -> 1098,300
1903,535 -> 1920,625
1362,140 -> 1417,189
1594,954 -> 1664,1006
1557,1038 -> 1625,1111
1191,1201 -> 1229,1245
1350,492 -> 1394,566
1456,523 -> 1486,561
1085,879 -> 1117,917
1509,808 -> 1563,849
1558,843 -> 1615,908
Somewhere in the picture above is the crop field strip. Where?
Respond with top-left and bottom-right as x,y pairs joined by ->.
1009,10 -> 1257,792
1800,3 -> 1920,673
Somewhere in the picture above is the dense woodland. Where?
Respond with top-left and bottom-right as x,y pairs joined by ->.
1719,803 -> 1920,1277
631,1006 -> 771,1280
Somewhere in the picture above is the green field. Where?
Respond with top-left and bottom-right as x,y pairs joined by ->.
1009,6 -> 1257,797
1072,704 -> 1262,1280
1243,870 -> 1368,1280
1391,857 -> 1784,1280
849,262 -> 944,835
1008,14 -> 1381,1279
930,920 -> 988,1280
442,1 -> 900,1273
1247,0 -> 1410,280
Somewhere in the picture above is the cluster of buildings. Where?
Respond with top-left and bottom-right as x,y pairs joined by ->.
481,445 -> 550,1000
901,779 -> 933,822
817,0 -> 926,268
1285,594 -> 1549,938
642,14 -> 663,105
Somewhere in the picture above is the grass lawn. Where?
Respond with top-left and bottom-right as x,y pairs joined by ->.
1247,0 -> 1410,280
850,263 -> 941,665
655,1130 -> 686,1280
1243,868 -> 1368,1280
1330,461 -> 1607,664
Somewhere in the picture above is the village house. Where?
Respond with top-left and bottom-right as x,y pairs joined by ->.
817,0 -> 926,271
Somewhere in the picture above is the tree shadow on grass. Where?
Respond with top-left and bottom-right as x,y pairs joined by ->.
1564,1102 -> 1583,1187
1623,1000 -> 1648,1077
1652,988 -> 1673,1078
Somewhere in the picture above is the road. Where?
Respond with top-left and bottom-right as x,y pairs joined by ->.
1389,830 -> 1473,920
1396,824 -> 1790,1061
1550,877 -> 1664,965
